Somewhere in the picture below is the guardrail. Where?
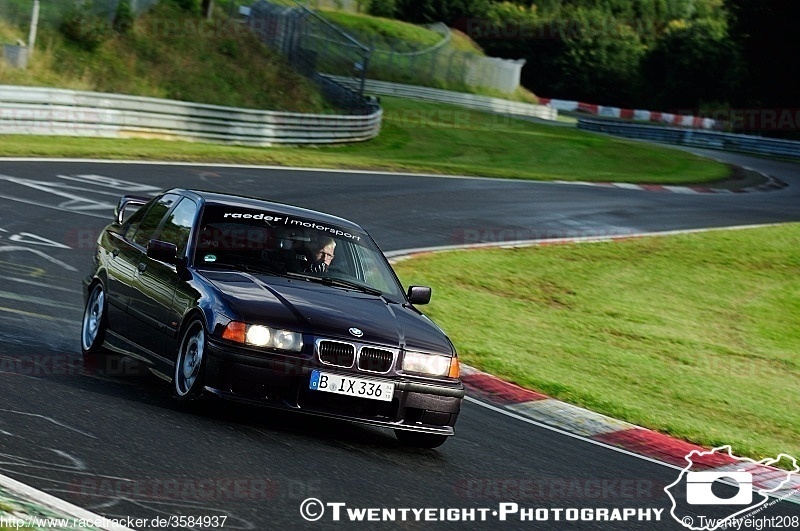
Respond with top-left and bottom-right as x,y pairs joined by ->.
0,85 -> 382,145
578,118 -> 800,160
324,75 -> 557,122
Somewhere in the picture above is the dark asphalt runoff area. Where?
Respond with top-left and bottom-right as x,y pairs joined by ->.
0,153 -> 798,530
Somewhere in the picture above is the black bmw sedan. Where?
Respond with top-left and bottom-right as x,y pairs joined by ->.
81,189 -> 463,447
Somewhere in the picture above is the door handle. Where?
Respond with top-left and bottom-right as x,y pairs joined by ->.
137,262 -> 147,273
111,248 -> 120,258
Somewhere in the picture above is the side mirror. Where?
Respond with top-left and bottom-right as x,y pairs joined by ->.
147,239 -> 179,265
407,285 -> 432,305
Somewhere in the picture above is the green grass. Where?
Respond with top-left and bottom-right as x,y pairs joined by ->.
0,3 -> 327,112
321,10 -> 443,50
0,97 -> 730,184
0,19 -> 22,43
449,28 -> 485,53
393,224 -> 800,461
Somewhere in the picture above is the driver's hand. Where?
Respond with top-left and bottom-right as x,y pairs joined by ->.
308,261 -> 327,273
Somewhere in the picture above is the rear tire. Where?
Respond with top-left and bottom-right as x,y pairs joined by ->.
174,318 -> 207,401
394,430 -> 448,449
81,283 -> 108,356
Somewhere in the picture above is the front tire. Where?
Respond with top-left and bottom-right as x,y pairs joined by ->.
394,430 -> 449,449
81,283 -> 107,356
174,318 -> 207,401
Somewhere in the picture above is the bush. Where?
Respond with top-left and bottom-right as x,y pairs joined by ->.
60,4 -> 111,51
169,0 -> 200,14
393,0 -> 489,24
367,0 -> 396,18
114,0 -> 135,34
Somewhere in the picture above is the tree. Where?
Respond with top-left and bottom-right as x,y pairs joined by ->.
641,18 -> 743,111
477,6 -> 646,106
554,8 -> 647,105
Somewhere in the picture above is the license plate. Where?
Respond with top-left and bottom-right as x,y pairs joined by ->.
309,370 -> 394,402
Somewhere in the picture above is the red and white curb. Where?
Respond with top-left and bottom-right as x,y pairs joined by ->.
460,366 -> 800,504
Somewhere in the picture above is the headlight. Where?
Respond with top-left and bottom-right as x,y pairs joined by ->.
223,321 -> 303,352
403,351 -> 459,378
273,329 -> 301,351
246,325 -> 271,347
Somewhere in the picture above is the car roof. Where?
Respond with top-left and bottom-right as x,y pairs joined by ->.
171,189 -> 365,232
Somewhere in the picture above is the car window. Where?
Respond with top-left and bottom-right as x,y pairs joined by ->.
123,199 -> 156,241
354,245 -> 397,294
194,205 -> 405,299
131,194 -> 180,248
154,197 -> 198,257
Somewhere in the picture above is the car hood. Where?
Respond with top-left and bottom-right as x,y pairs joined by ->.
200,271 -> 453,353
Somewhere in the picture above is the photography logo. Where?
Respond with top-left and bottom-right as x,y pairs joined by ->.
665,445 -> 799,531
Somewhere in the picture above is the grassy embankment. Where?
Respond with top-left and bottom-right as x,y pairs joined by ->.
394,224 -> 800,462
0,2 -> 327,112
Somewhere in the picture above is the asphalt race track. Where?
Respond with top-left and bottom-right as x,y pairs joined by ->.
0,153 -> 799,530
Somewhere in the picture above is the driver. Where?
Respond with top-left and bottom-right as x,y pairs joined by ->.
306,237 -> 336,273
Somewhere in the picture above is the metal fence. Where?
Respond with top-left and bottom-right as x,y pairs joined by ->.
367,23 -> 525,95
248,0 -> 372,107
578,118 -> 800,160
0,84 -> 382,145
246,1 -> 525,98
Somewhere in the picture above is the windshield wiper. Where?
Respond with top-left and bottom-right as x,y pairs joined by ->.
284,272 -> 383,296
324,277 -> 384,296
239,263 -> 283,276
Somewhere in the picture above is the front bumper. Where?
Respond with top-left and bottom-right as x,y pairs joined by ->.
204,339 -> 465,435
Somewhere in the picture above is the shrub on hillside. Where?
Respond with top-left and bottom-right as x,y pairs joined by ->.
367,0 -> 396,18
114,0 -> 135,34
169,0 -> 200,14
60,4 -> 111,51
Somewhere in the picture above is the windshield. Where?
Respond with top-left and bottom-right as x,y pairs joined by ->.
192,205 -> 405,300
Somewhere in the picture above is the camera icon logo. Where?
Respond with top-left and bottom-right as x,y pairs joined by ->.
666,445 -> 800,530
686,470 -> 753,505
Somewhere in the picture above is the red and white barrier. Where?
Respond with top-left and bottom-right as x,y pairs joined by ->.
539,98 -> 718,129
